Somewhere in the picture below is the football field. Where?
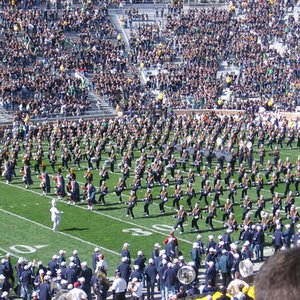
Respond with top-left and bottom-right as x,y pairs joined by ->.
1,142 -> 299,275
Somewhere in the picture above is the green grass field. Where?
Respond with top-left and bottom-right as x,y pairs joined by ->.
0,138 -> 299,278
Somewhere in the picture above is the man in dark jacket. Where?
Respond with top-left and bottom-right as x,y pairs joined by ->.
38,275 -> 51,300
218,250 -> 231,288
144,258 -> 157,300
163,263 -> 176,298
117,257 -> 131,285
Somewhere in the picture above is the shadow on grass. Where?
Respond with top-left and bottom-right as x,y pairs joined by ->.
62,227 -> 89,231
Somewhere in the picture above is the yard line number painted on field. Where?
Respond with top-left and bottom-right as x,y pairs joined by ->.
122,224 -> 174,236
10,245 -> 48,254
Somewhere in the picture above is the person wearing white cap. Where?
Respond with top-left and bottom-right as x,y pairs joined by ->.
80,262 -> 93,299
92,247 -> 101,271
58,250 -> 66,267
117,257 -> 131,284
206,235 -> 217,253
151,243 -> 161,259
121,243 -> 131,265
205,261 -> 217,286
173,205 -> 187,234
65,262 -> 77,286
253,225 -> 265,262
218,249 -> 231,288
72,250 -> 81,269
50,199 -> 63,232
144,258 -> 156,300
20,264 -> 35,300
191,202 -> 201,232
34,269 -> 45,291
47,255 -> 58,277
163,262 -> 176,298
191,242 -> 200,281
283,223 -> 294,248
273,225 -> 284,252
241,241 -> 252,261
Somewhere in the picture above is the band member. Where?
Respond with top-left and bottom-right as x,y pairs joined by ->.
270,210 -> 282,232
115,178 -> 126,203
187,169 -> 195,184
175,170 -> 183,186
241,174 -> 251,199
143,188 -> 153,217
255,173 -> 264,198
222,199 -> 234,222
67,173 -> 80,205
289,205 -> 299,223
180,149 -> 189,172
23,161 -> 33,189
161,173 -> 170,187
99,167 -> 109,186
284,169 -> 293,196
173,205 -> 187,234
225,213 -> 238,231
191,203 -> 201,232
199,180 -> 211,206
295,165 -> 300,196
159,186 -> 168,215
270,172 -> 279,196
48,150 -> 57,173
224,163 -> 233,186
86,180 -> 96,211
258,144 -> 265,166
260,212 -> 271,231
98,181 -> 108,205
205,201 -> 217,230
238,163 -> 246,185
193,150 -> 202,174
227,179 -> 237,203
285,191 -> 295,215
127,191 -> 137,219
213,166 -> 222,186
255,195 -> 265,220
264,160 -> 273,181
272,193 -> 282,216
272,147 -> 280,167
200,166 -> 209,189
251,161 -> 259,183
186,182 -> 196,211
213,179 -> 223,206
173,184 -> 183,210
169,155 -> 177,178
39,164 -> 51,196
84,168 -> 94,183
241,196 -> 252,220
53,168 -> 66,199
132,175 -> 142,192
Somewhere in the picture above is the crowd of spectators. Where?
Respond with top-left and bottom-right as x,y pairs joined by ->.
0,0 -> 298,120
